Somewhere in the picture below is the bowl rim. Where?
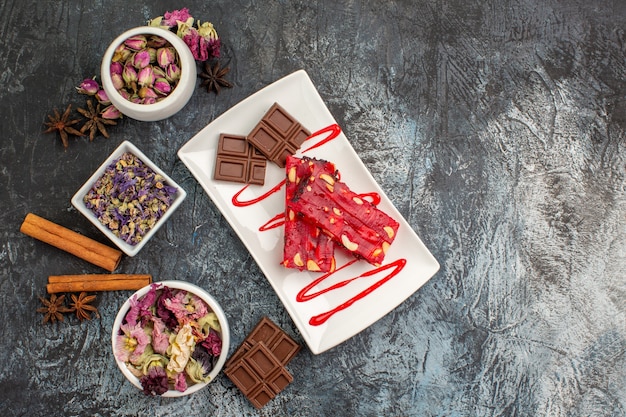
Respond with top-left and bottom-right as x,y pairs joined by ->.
100,26 -> 196,119
111,280 -> 230,397
70,140 -> 187,257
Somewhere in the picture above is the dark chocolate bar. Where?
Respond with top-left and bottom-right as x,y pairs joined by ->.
214,133 -> 267,184
225,317 -> 300,409
246,103 -> 310,168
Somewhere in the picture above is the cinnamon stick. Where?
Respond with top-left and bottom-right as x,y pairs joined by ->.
47,274 -> 152,293
20,213 -> 122,272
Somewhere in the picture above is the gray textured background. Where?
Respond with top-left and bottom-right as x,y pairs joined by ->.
1,0 -> 625,416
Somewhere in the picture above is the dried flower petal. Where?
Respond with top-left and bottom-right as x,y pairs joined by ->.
162,8 -> 193,28
140,365 -> 169,396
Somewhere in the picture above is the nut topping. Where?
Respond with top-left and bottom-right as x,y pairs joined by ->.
341,234 -> 359,251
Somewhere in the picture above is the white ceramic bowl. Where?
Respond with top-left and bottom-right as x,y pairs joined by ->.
71,140 -> 187,257
100,26 -> 197,122
111,280 -> 230,397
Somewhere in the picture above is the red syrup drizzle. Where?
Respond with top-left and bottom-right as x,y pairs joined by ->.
232,179 -> 286,207
259,213 -> 285,231
300,258 -> 408,326
301,124 -> 342,153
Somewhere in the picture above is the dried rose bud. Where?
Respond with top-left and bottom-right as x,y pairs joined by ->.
122,63 -> 138,85
156,47 -> 176,68
110,61 -> 123,76
197,21 -> 218,41
111,72 -> 125,90
138,86 -> 158,99
152,66 -> 166,79
101,105 -> 122,120
96,89 -> 111,105
124,34 -> 147,51
113,43 -> 131,62
147,34 -> 168,48
142,97 -> 157,105
132,50 -> 151,69
153,78 -> 171,95
138,66 -> 155,87
165,63 -> 181,83
117,89 -> 131,100
76,78 -> 99,95
147,48 -> 157,64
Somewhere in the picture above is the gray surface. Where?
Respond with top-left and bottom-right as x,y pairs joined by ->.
1,0 -> 625,416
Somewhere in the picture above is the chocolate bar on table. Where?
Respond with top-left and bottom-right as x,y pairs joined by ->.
225,343 -> 294,409
283,155 -> 337,272
214,133 -> 267,185
287,156 -> 400,266
224,316 -> 300,409
246,103 -> 310,168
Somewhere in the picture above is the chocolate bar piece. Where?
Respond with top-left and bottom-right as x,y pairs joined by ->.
246,103 -> 310,168
288,156 -> 400,266
225,317 -> 300,409
214,133 -> 267,184
283,156 -> 337,272
226,316 -> 300,369
225,343 -> 294,409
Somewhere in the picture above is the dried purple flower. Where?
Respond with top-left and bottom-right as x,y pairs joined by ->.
140,367 -> 169,396
148,8 -> 221,62
83,152 -> 177,245
201,328 -> 222,356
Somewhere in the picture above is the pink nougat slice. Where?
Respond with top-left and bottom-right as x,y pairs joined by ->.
288,156 -> 399,266
283,156 -> 337,272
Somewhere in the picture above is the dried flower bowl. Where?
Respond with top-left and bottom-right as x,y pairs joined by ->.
71,141 -> 187,257
111,280 -> 230,397
100,26 -> 197,122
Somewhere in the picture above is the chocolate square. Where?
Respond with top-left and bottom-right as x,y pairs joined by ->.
248,384 -> 275,409
269,333 -> 301,366
246,103 -> 310,168
267,367 -> 293,393
245,343 -> 282,380
214,133 -> 267,184
225,360 -> 262,393
249,316 -> 283,345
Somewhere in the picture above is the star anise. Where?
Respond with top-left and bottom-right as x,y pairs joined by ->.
43,104 -> 84,149
199,61 -> 233,94
37,294 -> 71,324
77,99 -> 117,141
68,292 -> 100,321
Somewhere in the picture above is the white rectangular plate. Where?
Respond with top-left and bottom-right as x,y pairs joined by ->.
178,70 -> 439,354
